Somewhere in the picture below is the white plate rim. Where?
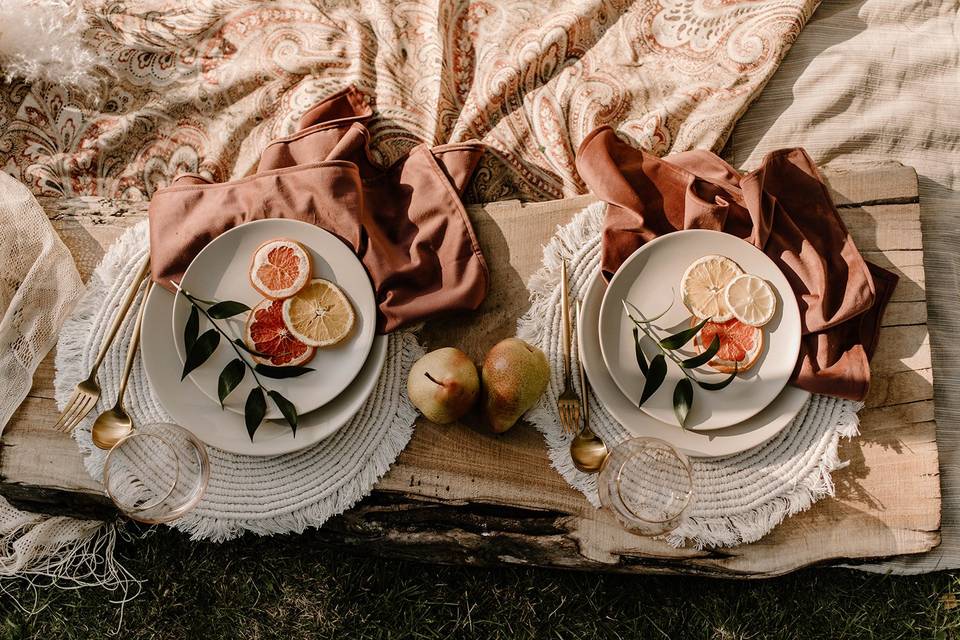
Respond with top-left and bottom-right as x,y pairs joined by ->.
598,229 -> 802,430
142,283 -> 388,456
171,218 -> 377,419
581,270 -> 809,457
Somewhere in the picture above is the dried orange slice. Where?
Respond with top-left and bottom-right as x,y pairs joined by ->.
244,299 -> 316,366
693,318 -> 764,374
248,238 -> 312,300
281,279 -> 355,348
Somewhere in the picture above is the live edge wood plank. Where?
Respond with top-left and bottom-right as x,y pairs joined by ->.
0,162 -> 941,577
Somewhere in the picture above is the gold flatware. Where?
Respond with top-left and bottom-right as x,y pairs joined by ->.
570,300 -> 608,473
556,259 -> 581,435
53,256 -> 152,433
92,279 -> 153,450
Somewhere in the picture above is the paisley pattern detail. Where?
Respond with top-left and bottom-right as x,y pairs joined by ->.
0,0 -> 815,203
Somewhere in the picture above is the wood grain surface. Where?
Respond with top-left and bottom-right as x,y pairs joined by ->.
0,162 -> 941,576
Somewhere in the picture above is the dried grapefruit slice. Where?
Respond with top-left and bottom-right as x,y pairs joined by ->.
693,318 -> 763,374
680,255 -> 742,321
281,278 -> 355,348
244,299 -> 316,366
248,238 -> 312,300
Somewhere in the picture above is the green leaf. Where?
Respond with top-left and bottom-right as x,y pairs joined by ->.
696,365 -> 739,391
622,297 -> 674,325
681,335 -> 720,369
181,329 -> 220,380
217,358 -> 245,408
673,378 -> 693,427
268,391 -> 298,436
184,306 -> 199,353
638,354 -> 666,407
245,387 -> 266,440
255,364 -> 315,379
632,327 -> 648,377
659,317 -> 711,350
207,300 -> 251,319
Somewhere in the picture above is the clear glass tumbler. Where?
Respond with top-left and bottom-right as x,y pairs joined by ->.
597,437 -> 693,536
103,422 -> 210,524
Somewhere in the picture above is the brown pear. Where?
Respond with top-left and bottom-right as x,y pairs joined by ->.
481,338 -> 550,433
407,348 -> 479,424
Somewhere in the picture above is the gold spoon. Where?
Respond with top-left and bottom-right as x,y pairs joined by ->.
92,280 -> 153,450
570,299 -> 608,473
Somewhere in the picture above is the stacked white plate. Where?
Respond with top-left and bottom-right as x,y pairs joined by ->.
141,219 -> 387,456
579,229 -> 810,457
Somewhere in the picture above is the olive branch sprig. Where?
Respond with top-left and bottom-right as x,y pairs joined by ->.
622,299 -> 737,428
173,281 -> 313,440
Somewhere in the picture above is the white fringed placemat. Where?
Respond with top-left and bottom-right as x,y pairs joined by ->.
55,222 -> 421,541
518,202 -> 862,548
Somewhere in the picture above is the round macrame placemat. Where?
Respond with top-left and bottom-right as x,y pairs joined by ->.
55,222 -> 421,541
517,202 -> 862,548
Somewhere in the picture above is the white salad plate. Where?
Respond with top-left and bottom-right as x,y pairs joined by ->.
598,229 -> 802,430
142,282 -> 388,456
582,271 -> 809,457
172,219 -> 377,420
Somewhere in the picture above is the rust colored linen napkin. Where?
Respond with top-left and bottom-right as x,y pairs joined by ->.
576,126 -> 898,401
148,87 -> 488,333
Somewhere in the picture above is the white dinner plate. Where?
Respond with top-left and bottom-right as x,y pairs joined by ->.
172,219 -> 377,419
598,230 -> 802,430
581,271 -> 808,457
143,282 -> 388,456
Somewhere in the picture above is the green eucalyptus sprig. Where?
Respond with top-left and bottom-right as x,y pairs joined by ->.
173,281 -> 312,440
622,299 -> 738,428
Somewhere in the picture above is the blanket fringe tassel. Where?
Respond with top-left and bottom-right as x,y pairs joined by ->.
0,500 -> 140,612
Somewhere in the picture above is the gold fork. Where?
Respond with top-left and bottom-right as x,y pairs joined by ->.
557,259 -> 582,435
52,256 -> 151,433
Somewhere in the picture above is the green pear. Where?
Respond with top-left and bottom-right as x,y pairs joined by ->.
407,347 -> 479,424
481,338 -> 550,433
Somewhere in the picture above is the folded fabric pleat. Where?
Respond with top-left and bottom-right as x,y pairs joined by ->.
576,127 -> 897,401
149,86 -> 488,333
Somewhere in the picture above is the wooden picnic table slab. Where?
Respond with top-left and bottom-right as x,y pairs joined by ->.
0,162 -> 940,577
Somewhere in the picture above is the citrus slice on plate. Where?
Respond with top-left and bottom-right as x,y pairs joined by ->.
282,278 -> 356,347
694,318 -> 764,374
244,299 -> 316,366
249,238 -> 312,300
680,255 -> 743,321
724,274 -> 777,327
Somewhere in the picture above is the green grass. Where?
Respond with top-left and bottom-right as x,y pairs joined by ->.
1,528 -> 959,639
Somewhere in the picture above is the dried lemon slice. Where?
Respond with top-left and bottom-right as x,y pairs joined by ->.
281,278 -> 355,347
679,255 -> 743,321
724,274 -> 776,327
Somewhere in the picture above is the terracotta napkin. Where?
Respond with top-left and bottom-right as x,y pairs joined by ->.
148,87 -> 488,333
576,126 -> 898,401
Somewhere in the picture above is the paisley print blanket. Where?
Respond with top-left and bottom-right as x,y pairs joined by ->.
1,0 -> 815,206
